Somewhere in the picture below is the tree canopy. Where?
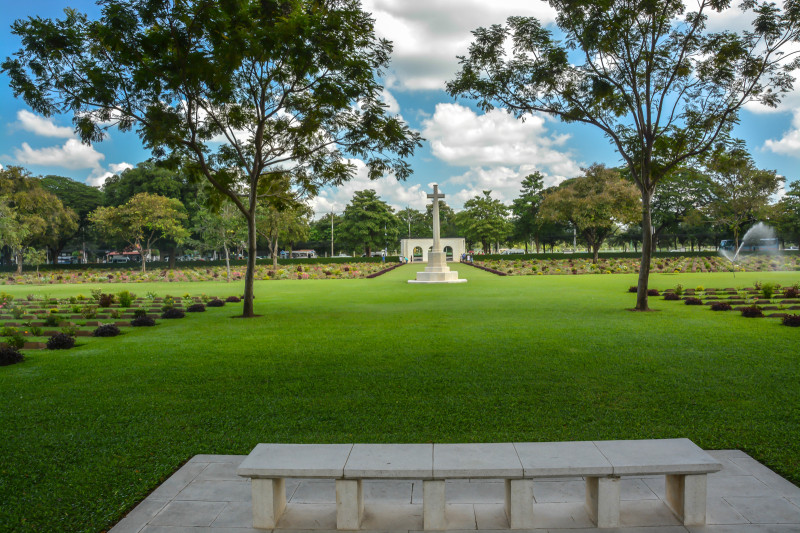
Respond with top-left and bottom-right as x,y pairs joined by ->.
540,165 -> 640,262
4,0 -> 421,316
448,0 -> 800,309
338,190 -> 398,256
455,190 -> 511,253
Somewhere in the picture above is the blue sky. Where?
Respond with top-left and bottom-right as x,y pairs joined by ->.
1,0 -> 799,216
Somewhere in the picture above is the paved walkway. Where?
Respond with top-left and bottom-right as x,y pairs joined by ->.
110,450 -> 800,532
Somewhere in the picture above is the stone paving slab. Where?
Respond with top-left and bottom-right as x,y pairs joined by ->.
111,450 -> 800,532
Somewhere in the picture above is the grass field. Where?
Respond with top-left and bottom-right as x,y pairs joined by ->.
1,263 -> 799,532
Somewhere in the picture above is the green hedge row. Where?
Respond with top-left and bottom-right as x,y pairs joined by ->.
0,256 -> 401,273
475,250 -> 799,261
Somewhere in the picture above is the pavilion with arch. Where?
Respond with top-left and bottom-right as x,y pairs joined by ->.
400,237 -> 466,262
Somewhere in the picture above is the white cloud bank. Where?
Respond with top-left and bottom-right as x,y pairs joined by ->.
9,110 -> 133,187
363,0 -> 557,91
421,103 -> 581,204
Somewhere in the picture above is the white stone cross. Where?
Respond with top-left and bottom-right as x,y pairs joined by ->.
427,184 -> 445,249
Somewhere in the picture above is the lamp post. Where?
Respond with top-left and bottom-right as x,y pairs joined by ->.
330,211 -> 334,257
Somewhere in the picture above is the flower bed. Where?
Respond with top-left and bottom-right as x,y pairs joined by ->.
1,262 -> 398,285
474,255 -> 800,276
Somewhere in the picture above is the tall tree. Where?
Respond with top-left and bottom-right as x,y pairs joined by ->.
645,168 -> 715,252
90,193 -> 189,272
4,0 -> 421,317
0,166 -> 77,273
539,165 -> 640,263
511,172 -> 546,252
706,148 -> 784,248
454,190 -> 511,254
40,175 -> 103,263
338,190 -> 399,256
774,180 -> 800,248
189,198 -> 247,281
448,0 -> 800,310
102,161 -> 200,268
256,201 -> 313,269
396,207 -> 430,239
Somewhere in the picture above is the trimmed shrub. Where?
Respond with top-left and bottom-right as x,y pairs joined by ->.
684,297 -> 703,305
98,293 -> 115,308
186,303 -> 206,312
46,333 -> 75,350
663,293 -> 681,301
117,290 -> 135,307
133,309 -> 147,319
741,305 -> 764,318
207,299 -> 225,307
710,302 -> 732,311
0,346 -> 24,366
784,287 -> 800,298
131,316 -> 156,327
647,289 -> 660,296
225,296 -> 241,302
162,308 -> 186,319
43,314 -> 61,327
93,324 -> 121,337
628,286 -> 637,293
782,314 -> 800,327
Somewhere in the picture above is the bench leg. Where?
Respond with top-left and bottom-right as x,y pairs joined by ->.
336,479 -> 363,530
666,474 -> 707,525
423,480 -> 446,530
585,476 -> 620,527
505,479 -> 535,529
251,478 -> 285,529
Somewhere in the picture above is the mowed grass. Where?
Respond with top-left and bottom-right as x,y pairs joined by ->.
1,263 -> 799,532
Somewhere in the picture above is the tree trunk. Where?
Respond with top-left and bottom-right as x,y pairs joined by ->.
272,236 -> 279,270
635,191 -> 654,311
16,251 -> 22,274
168,245 -> 177,269
242,211 -> 257,317
592,242 -> 600,263
223,243 -> 231,282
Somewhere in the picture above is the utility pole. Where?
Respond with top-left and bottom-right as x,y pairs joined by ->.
330,211 -> 334,257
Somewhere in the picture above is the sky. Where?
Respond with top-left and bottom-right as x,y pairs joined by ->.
1,0 -> 800,217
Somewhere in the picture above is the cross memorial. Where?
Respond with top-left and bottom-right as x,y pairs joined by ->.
408,184 -> 467,284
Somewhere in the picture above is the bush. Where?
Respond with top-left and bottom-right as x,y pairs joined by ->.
93,324 -> 121,337
710,302 -> 732,311
43,314 -> 61,327
784,287 -> 800,298
647,289 -> 660,296
162,308 -> 186,319
741,305 -> 764,318
98,293 -> 115,308
225,296 -> 241,302
131,316 -> 156,327
628,286 -> 637,293
207,299 -> 225,307
782,314 -> 800,327
3,330 -> 25,350
0,346 -> 24,366
674,284 -> 684,296
760,282 -> 776,299
46,333 -> 75,350
133,309 -> 147,319
684,297 -> 703,305
186,303 -> 206,312
117,290 -> 135,307
663,293 -> 681,301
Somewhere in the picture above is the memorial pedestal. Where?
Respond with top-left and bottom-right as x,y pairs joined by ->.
408,252 -> 467,284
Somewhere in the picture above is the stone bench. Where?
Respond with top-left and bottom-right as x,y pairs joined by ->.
237,439 -> 721,530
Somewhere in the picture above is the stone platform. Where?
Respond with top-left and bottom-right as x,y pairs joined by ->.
409,252 -> 467,284
110,450 -> 800,532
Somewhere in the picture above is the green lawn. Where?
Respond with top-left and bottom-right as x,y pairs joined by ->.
1,264 -> 799,532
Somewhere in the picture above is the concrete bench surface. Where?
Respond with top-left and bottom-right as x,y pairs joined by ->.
237,439 -> 722,530
237,439 -> 721,480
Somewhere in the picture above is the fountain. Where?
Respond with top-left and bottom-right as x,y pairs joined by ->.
719,222 -> 779,274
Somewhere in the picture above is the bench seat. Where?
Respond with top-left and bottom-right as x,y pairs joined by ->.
237,439 -> 721,530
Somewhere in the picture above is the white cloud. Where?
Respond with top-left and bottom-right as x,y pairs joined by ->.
311,158 -> 429,215
382,88 -> 400,114
87,162 -> 134,187
13,138 -> 105,170
364,0 -> 557,91
764,110 -> 800,156
14,110 -> 75,138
